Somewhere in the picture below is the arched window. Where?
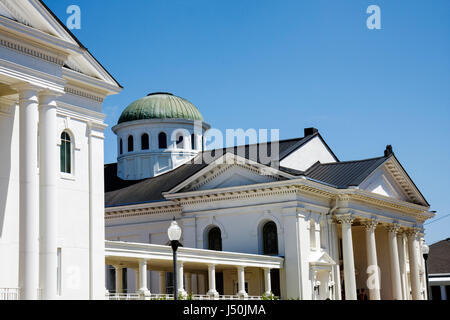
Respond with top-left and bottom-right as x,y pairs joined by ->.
158,132 -> 167,149
119,138 -> 123,155
191,133 -> 196,150
262,221 -> 278,255
141,133 -> 149,150
128,135 -> 134,152
60,131 -> 72,174
208,227 -> 222,251
176,133 -> 184,149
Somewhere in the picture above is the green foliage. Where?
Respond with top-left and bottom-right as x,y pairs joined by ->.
261,292 -> 279,300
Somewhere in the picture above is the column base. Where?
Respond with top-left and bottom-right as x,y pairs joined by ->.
177,289 -> 187,299
138,289 -> 151,300
207,289 -> 219,299
238,291 -> 248,300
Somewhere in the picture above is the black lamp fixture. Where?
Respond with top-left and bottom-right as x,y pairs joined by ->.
168,217 -> 182,300
421,243 -> 430,300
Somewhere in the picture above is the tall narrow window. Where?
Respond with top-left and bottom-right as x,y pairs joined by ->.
208,227 -> 222,251
119,138 -> 123,155
176,133 -> 184,149
141,133 -> 149,150
128,135 -> 134,152
262,221 -> 278,255
158,132 -> 167,149
191,133 -> 196,150
60,131 -> 71,174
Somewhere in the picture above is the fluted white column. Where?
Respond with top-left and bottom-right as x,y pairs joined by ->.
336,214 -> 357,300
397,232 -> 408,299
207,264 -> 218,298
115,266 -> 123,294
407,230 -> 422,300
362,219 -> 380,300
264,268 -> 272,296
38,91 -> 58,300
17,85 -> 40,300
237,266 -> 248,299
386,224 -> 402,300
138,260 -> 150,298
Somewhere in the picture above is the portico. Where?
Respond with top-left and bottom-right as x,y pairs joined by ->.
104,240 -> 283,300
335,212 -> 426,300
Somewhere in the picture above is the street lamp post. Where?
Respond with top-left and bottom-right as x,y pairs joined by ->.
422,243 -> 430,300
168,218 -> 182,300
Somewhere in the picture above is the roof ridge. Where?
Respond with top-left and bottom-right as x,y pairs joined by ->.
317,155 -> 387,166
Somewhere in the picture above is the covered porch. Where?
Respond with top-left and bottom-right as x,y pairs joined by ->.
105,240 -> 284,300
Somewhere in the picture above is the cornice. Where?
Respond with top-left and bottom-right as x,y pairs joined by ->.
105,201 -> 181,220
0,35 -> 65,66
64,85 -> 104,103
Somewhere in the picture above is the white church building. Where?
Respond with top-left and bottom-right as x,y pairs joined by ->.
103,92 -> 434,301
0,0 -> 435,301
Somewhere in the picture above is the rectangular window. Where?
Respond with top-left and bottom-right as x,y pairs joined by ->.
57,248 -> 62,296
166,272 -> 174,294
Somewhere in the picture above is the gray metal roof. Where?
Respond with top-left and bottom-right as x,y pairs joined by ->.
305,156 -> 388,188
105,136 -> 313,207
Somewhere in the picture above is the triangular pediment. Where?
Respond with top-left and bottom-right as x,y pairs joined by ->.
309,251 -> 336,266
166,153 -> 295,194
359,156 -> 428,206
0,0 -> 121,89
195,165 -> 278,191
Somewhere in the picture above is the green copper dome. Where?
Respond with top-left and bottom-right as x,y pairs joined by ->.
118,92 -> 204,124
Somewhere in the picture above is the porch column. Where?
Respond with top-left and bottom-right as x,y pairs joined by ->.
336,214 -> 357,300
397,232 -> 408,299
38,91 -> 59,300
138,260 -> 150,299
407,230 -> 422,300
185,272 -> 192,294
177,262 -> 186,297
115,266 -> 123,294
207,264 -> 219,298
263,268 -> 272,296
362,220 -> 380,300
386,224 -> 402,300
16,85 -> 40,300
159,271 -> 166,294
237,266 -> 248,299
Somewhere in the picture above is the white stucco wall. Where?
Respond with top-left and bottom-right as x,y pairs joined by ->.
280,136 -> 337,172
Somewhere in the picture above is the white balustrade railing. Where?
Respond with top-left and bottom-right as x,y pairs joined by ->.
107,292 -> 140,300
0,288 -> 19,300
105,292 -> 266,301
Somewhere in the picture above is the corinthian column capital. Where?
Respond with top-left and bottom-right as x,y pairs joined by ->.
335,214 -> 354,225
361,219 -> 379,231
385,223 -> 401,234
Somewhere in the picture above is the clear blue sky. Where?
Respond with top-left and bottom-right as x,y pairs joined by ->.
45,0 -> 450,244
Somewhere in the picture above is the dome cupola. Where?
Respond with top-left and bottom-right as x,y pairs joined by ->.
112,92 -> 210,180
118,92 -> 204,124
